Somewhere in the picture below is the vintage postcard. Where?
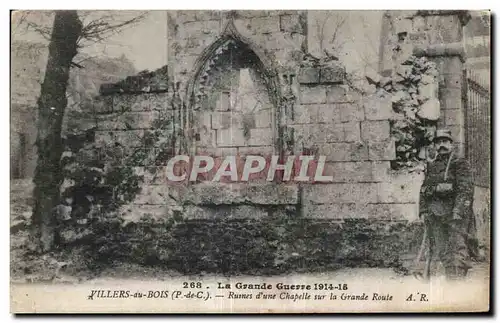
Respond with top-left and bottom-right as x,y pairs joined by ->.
10,9 -> 491,313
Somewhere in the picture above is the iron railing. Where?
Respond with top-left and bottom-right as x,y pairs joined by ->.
464,69 -> 491,188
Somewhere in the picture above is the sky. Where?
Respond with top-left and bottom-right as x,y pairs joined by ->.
11,10 -> 382,74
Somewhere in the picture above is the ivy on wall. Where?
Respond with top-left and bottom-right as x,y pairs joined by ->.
381,56 -> 440,170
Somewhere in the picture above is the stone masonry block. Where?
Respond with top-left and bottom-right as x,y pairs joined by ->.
250,16 -> 281,34
327,87 -> 361,103
299,85 -> 327,104
238,146 -> 274,157
342,122 -> 361,142
322,124 -> 344,143
363,93 -> 394,120
212,111 -> 243,130
365,203 -> 418,221
248,128 -> 273,146
320,65 -> 345,84
361,120 -> 390,141
183,20 -> 221,37
368,139 -> 396,161
255,109 -> 272,128
339,103 -> 365,122
377,180 -> 418,204
326,86 -> 347,103
184,205 -> 268,220
320,142 -> 368,162
324,161 -> 373,183
185,183 -> 298,205
279,14 -> 304,33
245,184 -> 298,205
198,129 -> 216,147
302,183 -> 378,204
294,104 -> 319,124
198,111 -> 212,130
298,67 -> 320,84
301,203 -> 357,219
444,108 -> 464,126
317,104 -> 341,123
301,203 -> 416,220
371,161 -> 392,182
217,128 -> 245,147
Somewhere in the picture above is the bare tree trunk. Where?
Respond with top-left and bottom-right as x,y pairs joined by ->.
32,11 -> 82,252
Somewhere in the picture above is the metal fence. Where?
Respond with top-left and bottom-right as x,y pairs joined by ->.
464,69 -> 491,188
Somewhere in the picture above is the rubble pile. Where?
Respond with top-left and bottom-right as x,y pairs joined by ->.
367,56 -> 440,169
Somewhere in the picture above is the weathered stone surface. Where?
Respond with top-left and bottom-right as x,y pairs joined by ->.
418,82 -> 438,100
299,85 -> 327,104
134,185 -> 170,205
371,161 -> 392,182
217,128 -> 246,147
342,122 -> 361,142
248,128 -> 273,146
211,111 -> 242,130
97,111 -> 160,130
363,93 -> 394,121
112,130 -> 145,147
249,16 -> 281,34
322,124 -> 345,143
444,108 -> 464,126
324,161 -> 374,183
134,166 -> 170,185
184,183 -> 299,205
320,142 -> 368,162
339,103 -> 365,122
183,205 -> 268,220
365,203 -> 418,221
94,96 -> 113,114
298,67 -> 320,84
279,14 -> 304,33
377,173 -> 421,204
327,87 -> 361,103
294,104 -> 319,124
302,202 -> 417,220
302,183 -> 379,204
368,139 -> 396,161
198,129 -> 216,147
361,120 -> 390,141
393,16 -> 413,35
183,20 -> 221,37
238,146 -> 274,156
94,131 -> 114,147
301,203 -> 357,219
416,97 -> 440,121
320,65 -> 345,84
254,109 -> 272,128
316,104 -> 341,123
120,204 -> 169,224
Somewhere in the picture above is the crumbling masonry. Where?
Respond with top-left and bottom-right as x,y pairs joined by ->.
60,10 -> 482,272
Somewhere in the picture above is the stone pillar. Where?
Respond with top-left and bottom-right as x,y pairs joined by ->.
411,10 -> 471,157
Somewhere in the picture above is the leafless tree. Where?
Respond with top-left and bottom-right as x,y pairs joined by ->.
13,10 -> 146,252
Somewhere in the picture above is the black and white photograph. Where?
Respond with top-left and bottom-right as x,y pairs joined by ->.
9,9 -> 491,313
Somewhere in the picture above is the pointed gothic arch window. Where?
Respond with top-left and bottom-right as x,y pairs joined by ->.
191,38 -> 276,155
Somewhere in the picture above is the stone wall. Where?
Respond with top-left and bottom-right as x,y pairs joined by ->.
85,10 -> 429,225
63,10 -> 450,273
293,65 -> 421,221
